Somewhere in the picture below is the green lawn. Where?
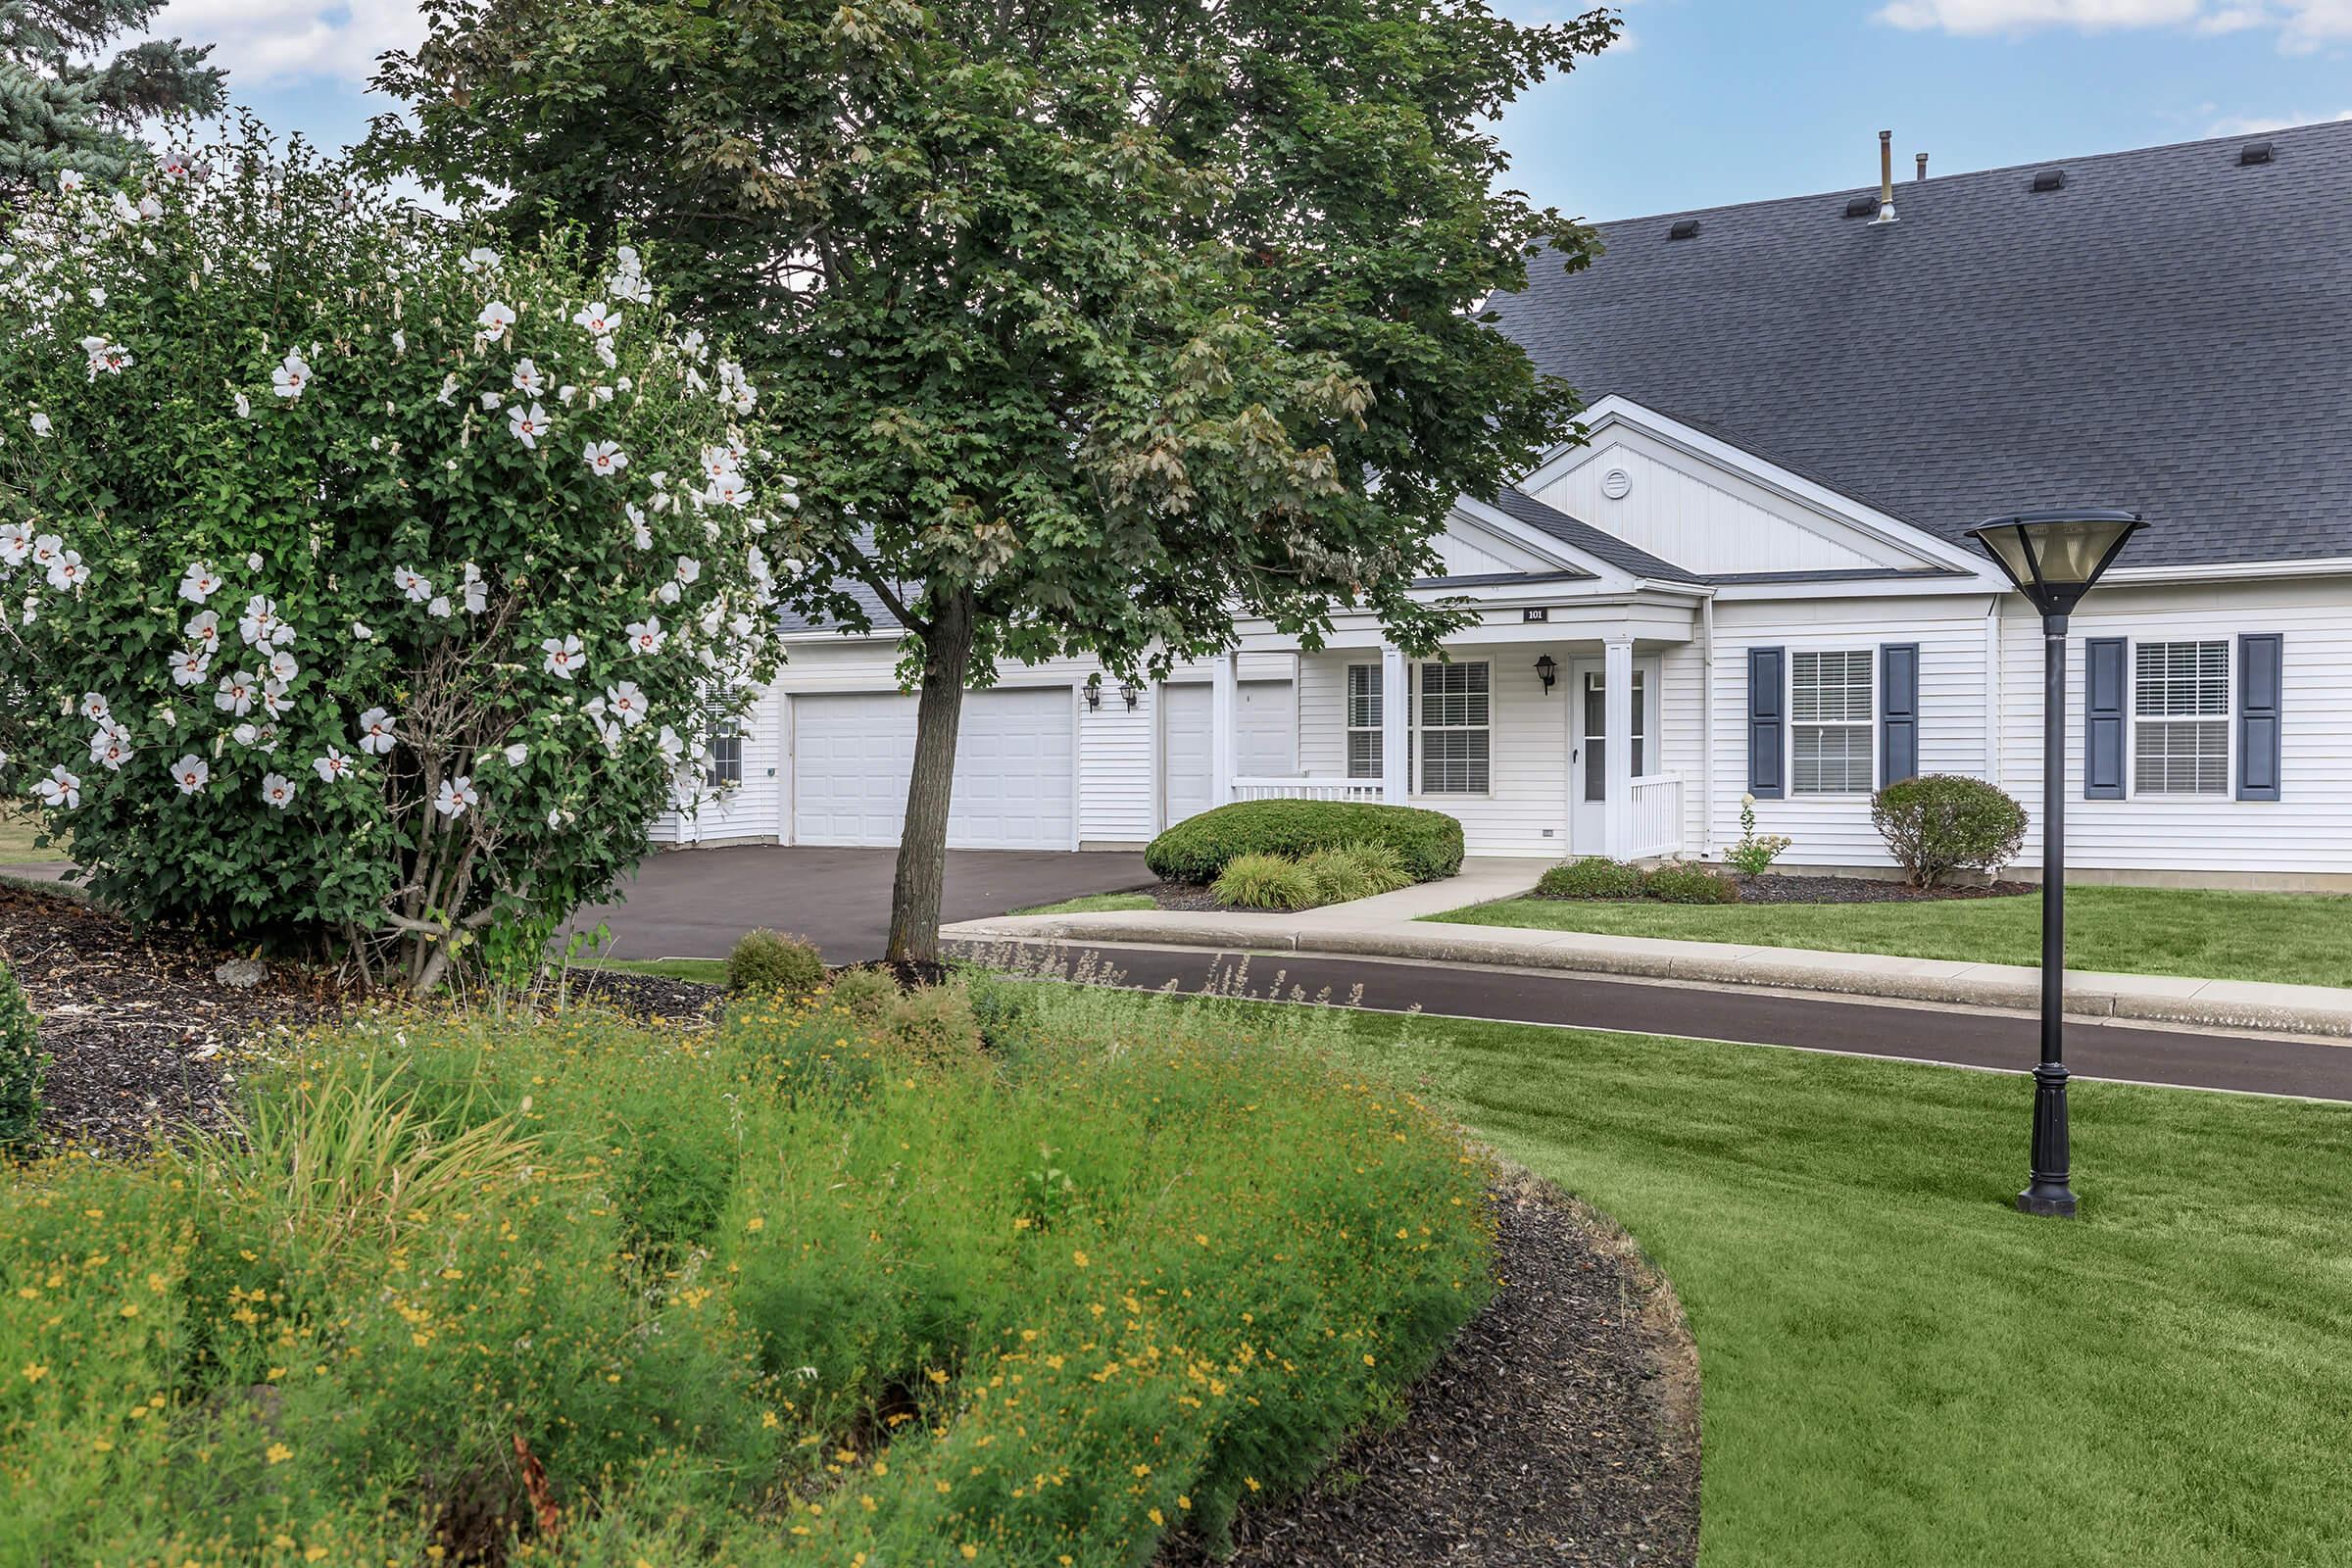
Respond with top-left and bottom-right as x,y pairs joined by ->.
0,806 -> 68,863
581,956 -> 728,985
1430,884 -> 2352,988
1010,891 -> 1156,916
1336,1006 -> 2352,1565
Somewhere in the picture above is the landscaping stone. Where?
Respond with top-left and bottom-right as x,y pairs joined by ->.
212,957 -> 271,989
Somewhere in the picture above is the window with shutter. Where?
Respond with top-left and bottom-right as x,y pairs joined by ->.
1346,663 -> 1383,779
1790,650 -> 1875,795
2132,641 -> 2229,795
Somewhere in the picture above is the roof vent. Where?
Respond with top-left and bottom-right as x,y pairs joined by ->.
2240,139 -> 2275,166
1842,194 -> 1879,219
2031,168 -> 2066,193
1667,218 -> 1700,241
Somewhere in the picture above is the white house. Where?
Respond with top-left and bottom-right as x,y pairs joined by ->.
663,121 -> 2352,891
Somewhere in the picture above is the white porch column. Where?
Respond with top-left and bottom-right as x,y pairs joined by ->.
1209,651 -> 1238,807
1604,636 -> 1635,858
1380,645 -> 1409,804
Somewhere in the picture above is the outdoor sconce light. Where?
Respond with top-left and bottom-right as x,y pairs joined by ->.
1084,683 -> 1102,711
1966,506 -> 2146,1220
1122,682 -> 1141,710
1534,654 -> 1558,693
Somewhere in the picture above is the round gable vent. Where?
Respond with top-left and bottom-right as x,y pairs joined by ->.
1599,467 -> 1633,501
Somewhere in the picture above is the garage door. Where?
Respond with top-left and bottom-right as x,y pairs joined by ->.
792,688 -> 1076,849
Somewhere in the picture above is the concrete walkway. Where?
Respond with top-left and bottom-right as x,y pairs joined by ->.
946,858 -> 2352,1041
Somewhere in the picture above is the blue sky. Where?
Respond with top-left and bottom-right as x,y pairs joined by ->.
166,0 -> 2351,221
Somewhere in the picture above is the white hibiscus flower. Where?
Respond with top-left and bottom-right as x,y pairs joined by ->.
428,594 -> 453,619
477,301 -> 516,334
462,246 -> 501,274
435,775 -> 478,818
479,390 -> 504,411
584,697 -> 621,751
267,649 -> 298,684
215,670 -> 258,716
186,609 -> 220,651
657,724 -> 686,764
624,616 -> 665,655
231,722 -> 260,748
462,563 -> 488,614
271,351 -> 311,400
508,401 -> 550,448
584,440 -> 627,477
44,550 -> 86,591
168,649 -> 210,687
81,335 -> 131,377
706,470 -> 752,509
169,755 -> 210,795
33,764 -> 79,808
0,523 -> 27,566
260,772 -> 297,809
29,412 -> 51,437
541,635 -> 585,679
260,680 -> 292,719
394,565 -> 433,603
178,561 -> 221,603
571,301 -> 618,336
391,328 -> 407,356
512,358 -> 545,396
626,503 -> 652,551
502,742 -> 528,767
437,374 -> 460,406
237,595 -> 279,647
604,681 -> 648,728
313,748 -> 353,783
674,556 -> 702,588
79,691 -> 109,722
27,534 -> 62,574
358,708 -> 398,755
234,391 -> 252,419
88,720 -> 130,770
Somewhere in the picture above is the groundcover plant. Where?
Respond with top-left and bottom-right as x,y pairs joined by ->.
0,978 -> 1494,1564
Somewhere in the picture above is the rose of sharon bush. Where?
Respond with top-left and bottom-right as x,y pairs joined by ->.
0,129 -> 797,991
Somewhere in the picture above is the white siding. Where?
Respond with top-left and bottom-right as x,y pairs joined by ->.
1995,578 -> 2352,877
1529,428 -> 1912,576
1432,521 -> 1563,578
1702,595 -> 1997,868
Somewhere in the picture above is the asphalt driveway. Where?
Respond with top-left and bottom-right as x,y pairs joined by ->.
568,845 -> 1153,962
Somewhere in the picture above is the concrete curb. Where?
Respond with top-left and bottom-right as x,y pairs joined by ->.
943,912 -> 2352,1042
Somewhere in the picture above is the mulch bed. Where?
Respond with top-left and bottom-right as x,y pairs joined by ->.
1731,873 -> 2032,905
0,883 -> 725,1153
1158,1174 -> 1700,1568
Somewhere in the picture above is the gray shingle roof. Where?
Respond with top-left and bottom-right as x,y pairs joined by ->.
1485,119 -> 2352,570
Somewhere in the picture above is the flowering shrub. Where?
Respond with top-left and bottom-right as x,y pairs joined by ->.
0,981 -> 1493,1562
1725,793 -> 1793,877
0,126 -> 792,990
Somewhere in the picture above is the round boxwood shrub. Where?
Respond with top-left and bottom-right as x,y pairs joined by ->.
0,959 -> 44,1154
724,929 -> 827,997
1536,857 -> 1644,900
1872,774 -> 2029,888
1210,853 -> 1321,911
1145,800 -> 1464,886
1642,862 -> 1738,905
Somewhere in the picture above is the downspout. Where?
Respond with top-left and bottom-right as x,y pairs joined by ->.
1984,593 -> 2003,785
1700,593 -> 1716,858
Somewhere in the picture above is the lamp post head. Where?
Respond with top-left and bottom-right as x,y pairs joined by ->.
1968,508 -> 2146,619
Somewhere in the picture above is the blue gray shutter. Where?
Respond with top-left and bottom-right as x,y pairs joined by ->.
2237,632 -> 2282,802
1879,643 -> 1919,787
2083,636 -> 2127,800
1746,647 -> 1785,799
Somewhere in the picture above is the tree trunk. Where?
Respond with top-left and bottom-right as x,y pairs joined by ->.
888,585 -> 977,964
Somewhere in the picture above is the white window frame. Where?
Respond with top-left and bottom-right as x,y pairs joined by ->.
1411,660 -> 1491,796
704,721 -> 745,790
1345,662 -> 1384,780
1788,648 -> 1876,798
2130,637 -> 2231,799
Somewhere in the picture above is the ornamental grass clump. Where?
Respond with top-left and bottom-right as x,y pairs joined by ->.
0,122 -> 801,993
0,978 -> 1492,1565
1211,851 -> 1321,911
0,958 -> 43,1152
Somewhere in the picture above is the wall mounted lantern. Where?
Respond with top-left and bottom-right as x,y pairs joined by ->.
1534,654 -> 1558,694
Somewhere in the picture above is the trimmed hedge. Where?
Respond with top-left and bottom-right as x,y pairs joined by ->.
1536,857 -> 1645,900
725,929 -> 827,997
1146,800 -> 1465,886
1642,862 -> 1739,905
1873,774 -> 2029,888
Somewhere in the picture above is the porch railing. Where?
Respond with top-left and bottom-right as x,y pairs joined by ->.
1625,773 -> 1684,860
1230,776 -> 1388,804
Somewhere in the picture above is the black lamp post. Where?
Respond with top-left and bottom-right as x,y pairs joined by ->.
1967,508 -> 2146,1218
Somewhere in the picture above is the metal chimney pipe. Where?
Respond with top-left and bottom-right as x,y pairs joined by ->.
1873,129 -> 1898,223
1917,151 -> 1930,181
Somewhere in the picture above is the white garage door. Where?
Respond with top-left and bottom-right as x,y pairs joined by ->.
792,688 -> 1076,849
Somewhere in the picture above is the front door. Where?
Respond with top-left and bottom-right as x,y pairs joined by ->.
1568,661 -> 1649,855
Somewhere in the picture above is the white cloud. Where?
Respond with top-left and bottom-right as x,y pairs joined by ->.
2206,106 -> 2352,134
151,0 -> 425,87
1874,0 -> 2352,45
